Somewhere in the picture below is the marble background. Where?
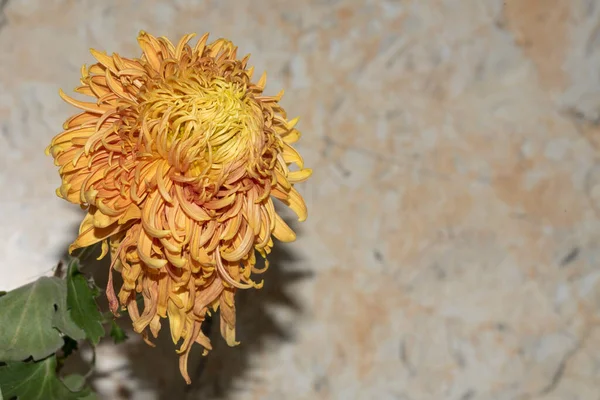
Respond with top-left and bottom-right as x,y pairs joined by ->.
2,0 -> 600,399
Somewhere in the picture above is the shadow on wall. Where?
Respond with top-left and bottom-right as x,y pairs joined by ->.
59,216 -> 312,400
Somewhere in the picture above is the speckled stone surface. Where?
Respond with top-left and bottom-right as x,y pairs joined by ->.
2,0 -> 600,399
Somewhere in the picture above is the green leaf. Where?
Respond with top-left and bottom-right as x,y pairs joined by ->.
0,356 -> 89,400
109,320 -> 128,344
62,375 -> 97,400
0,277 -> 85,361
62,374 -> 85,391
52,299 -> 88,343
66,260 -> 104,346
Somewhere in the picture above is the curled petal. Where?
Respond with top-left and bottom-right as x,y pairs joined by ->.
215,247 -> 253,289
281,186 -> 308,222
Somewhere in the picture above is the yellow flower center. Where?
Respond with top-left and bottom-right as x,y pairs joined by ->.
138,75 -> 263,177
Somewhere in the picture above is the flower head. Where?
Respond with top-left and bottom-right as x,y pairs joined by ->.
47,31 -> 311,383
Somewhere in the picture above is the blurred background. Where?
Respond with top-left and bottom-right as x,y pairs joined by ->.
2,0 -> 600,399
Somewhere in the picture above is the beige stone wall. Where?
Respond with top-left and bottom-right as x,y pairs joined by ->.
2,0 -> 600,399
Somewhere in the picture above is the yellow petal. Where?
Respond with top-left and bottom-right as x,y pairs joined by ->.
92,206 -> 119,228
118,204 -> 142,224
282,129 -> 301,144
288,168 -> 312,183
167,299 -> 185,343
272,213 -> 296,242
89,49 -> 118,75
137,229 -> 167,268
282,187 -> 308,222
98,240 -> 110,260
137,31 -> 161,72
256,71 -> 267,90
193,33 -> 210,56
281,142 -> 304,168
175,33 -> 196,59
69,213 -> 125,253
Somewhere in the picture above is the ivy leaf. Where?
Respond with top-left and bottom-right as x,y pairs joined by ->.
0,277 -> 85,361
109,320 -> 128,344
66,260 -> 104,346
0,356 -> 88,400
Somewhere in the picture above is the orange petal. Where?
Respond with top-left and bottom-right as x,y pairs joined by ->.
59,89 -> 112,114
89,49 -> 118,75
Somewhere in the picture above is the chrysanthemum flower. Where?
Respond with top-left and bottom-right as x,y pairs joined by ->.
46,31 -> 311,383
